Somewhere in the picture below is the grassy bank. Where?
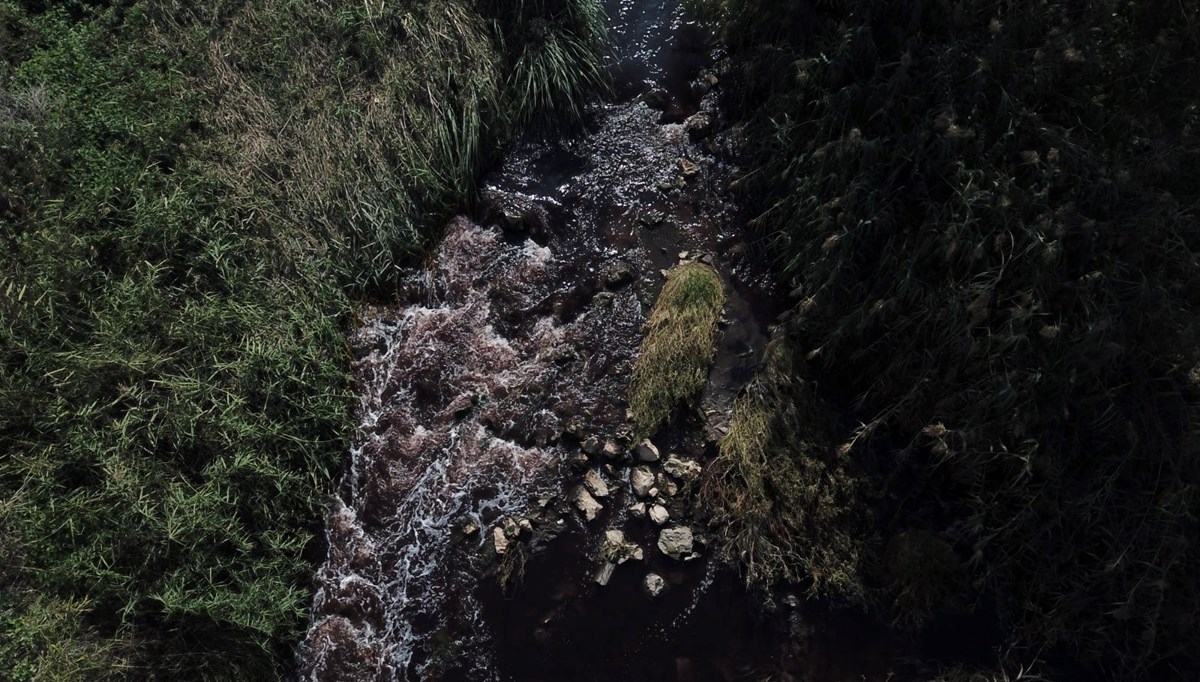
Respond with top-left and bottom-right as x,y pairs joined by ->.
0,0 -> 604,678
697,0 -> 1200,678
629,262 -> 726,436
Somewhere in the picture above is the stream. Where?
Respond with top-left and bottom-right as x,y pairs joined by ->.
297,2 -> 900,680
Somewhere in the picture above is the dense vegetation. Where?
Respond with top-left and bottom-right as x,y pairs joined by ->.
629,262 -> 726,436
697,0 -> 1199,679
0,0 -> 604,678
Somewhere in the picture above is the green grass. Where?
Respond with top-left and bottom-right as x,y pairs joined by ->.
629,262 -> 726,436
701,336 -> 870,598
0,0 -> 606,678
701,0 -> 1200,677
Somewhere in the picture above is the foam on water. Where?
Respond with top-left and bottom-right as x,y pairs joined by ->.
298,216 -> 646,680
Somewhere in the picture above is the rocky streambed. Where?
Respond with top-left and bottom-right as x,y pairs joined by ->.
297,2 -> 903,681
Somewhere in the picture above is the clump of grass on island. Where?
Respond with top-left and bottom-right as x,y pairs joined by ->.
701,337 -> 871,599
629,262 -> 726,436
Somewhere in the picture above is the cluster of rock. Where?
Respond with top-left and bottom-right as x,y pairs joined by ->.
564,436 -> 707,595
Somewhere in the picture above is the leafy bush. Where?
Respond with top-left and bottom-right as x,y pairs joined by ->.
702,0 -> 1200,677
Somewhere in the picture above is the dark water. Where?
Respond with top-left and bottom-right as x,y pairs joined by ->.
295,2 -> 985,680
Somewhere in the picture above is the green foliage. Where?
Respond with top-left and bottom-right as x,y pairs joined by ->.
1,0 -> 607,678
629,262 -> 726,436
706,0 -> 1200,677
701,336 -> 871,598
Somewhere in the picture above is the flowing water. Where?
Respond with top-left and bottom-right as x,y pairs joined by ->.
298,3 -> 913,680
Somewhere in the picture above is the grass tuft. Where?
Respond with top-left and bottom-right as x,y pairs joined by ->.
701,336 -> 871,598
629,262 -> 726,437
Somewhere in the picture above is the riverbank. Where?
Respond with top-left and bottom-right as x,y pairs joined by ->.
698,1 -> 1200,679
0,2 -> 604,678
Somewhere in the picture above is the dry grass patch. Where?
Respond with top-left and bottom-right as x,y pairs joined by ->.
629,262 -> 726,436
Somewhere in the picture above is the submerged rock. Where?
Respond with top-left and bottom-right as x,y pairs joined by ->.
629,501 -> 647,518
633,439 -> 660,462
677,157 -> 700,178
657,526 -> 694,559
601,260 -> 634,288
573,487 -> 603,522
655,473 -> 679,498
602,440 -> 624,460
639,209 -> 665,227
643,572 -> 666,597
642,87 -> 670,110
581,436 -> 603,455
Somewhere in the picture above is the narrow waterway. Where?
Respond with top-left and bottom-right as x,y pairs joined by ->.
298,3 -> 895,680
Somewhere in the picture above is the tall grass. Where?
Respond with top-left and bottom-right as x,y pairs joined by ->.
702,0 -> 1200,677
0,0 -> 607,678
629,262 -> 726,436
701,336 -> 871,598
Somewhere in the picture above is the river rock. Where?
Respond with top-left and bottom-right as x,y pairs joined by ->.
583,469 -> 610,498
633,439 -> 660,462
685,112 -> 713,141
573,487 -> 603,522
655,473 -> 679,498
581,436 -> 603,455
639,209 -> 665,227
649,504 -> 670,525
595,561 -> 617,586
663,454 -> 703,483
657,526 -> 694,559
643,572 -> 666,597
631,466 -> 655,497
601,529 -> 644,564
677,157 -> 700,178
629,501 -> 647,518
601,260 -> 634,288
492,526 -> 509,555
602,440 -> 623,460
